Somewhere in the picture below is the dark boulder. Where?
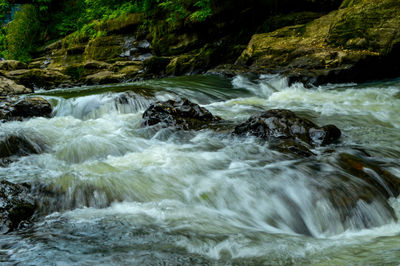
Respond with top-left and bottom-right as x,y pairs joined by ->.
0,96 -> 52,122
0,135 -> 44,160
10,97 -> 52,118
233,109 -> 341,146
0,180 -> 36,233
0,134 -> 46,167
142,98 -> 221,130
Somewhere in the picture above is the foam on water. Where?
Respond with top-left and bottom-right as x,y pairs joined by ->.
1,75 -> 400,264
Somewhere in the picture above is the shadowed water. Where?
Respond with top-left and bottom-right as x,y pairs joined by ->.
1,75 -> 400,264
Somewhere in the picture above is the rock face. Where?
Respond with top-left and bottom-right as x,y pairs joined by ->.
0,96 -> 52,122
142,98 -> 221,130
0,76 -> 32,96
236,0 -> 400,85
0,60 -> 27,71
4,69 -> 70,90
0,180 -> 36,233
233,109 -> 341,146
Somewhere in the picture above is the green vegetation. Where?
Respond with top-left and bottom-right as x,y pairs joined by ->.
0,0 -> 214,62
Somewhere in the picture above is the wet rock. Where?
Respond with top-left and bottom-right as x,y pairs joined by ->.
0,134 -> 46,167
0,135 -> 43,159
142,98 -> 221,130
323,174 -> 397,227
337,152 -> 400,199
0,180 -> 36,233
0,76 -> 32,96
270,139 -> 315,157
0,96 -> 52,122
10,97 -> 52,119
233,109 -> 341,146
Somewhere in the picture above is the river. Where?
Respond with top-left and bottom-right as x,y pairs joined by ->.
1,74 -> 400,264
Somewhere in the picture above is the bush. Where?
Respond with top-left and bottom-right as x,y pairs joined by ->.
5,5 -> 41,62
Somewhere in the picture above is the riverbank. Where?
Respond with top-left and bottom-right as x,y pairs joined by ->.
0,0 -> 399,90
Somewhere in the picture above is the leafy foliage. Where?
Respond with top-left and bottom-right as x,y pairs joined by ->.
5,5 -> 41,62
0,0 -> 214,61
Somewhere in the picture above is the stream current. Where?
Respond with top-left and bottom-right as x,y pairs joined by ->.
1,74 -> 400,264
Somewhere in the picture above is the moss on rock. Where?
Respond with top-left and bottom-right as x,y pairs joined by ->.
237,0 -> 400,84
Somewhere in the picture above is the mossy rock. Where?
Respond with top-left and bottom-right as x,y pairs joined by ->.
153,33 -> 201,56
84,35 -> 126,62
95,13 -> 143,35
143,56 -> 171,75
0,60 -> 27,71
5,69 -> 71,90
237,0 -> 400,84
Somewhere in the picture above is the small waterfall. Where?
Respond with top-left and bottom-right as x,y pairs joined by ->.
52,91 -> 153,120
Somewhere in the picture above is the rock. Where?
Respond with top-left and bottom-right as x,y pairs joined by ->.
337,152 -> 400,199
142,98 -> 221,130
10,97 -> 52,119
84,35 -> 126,62
4,69 -> 70,90
83,70 -> 125,85
0,76 -> 32,96
165,45 -> 222,76
233,109 -> 341,146
143,56 -> 171,76
84,60 -> 110,70
0,96 -> 52,122
237,0 -> 400,85
0,180 -> 36,233
323,173 -> 397,227
0,134 -> 45,167
0,60 -> 27,71
207,64 -> 253,78
269,139 -> 315,157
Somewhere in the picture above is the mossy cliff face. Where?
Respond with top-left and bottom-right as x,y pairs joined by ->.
237,0 -> 400,85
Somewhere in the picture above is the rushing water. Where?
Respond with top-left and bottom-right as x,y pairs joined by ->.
1,74 -> 400,264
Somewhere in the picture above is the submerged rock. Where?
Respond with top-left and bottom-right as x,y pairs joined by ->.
0,134 -> 46,166
337,152 -> 400,199
269,139 -> 315,157
0,180 -> 36,233
0,96 -> 52,122
233,109 -> 341,146
142,98 -> 221,130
